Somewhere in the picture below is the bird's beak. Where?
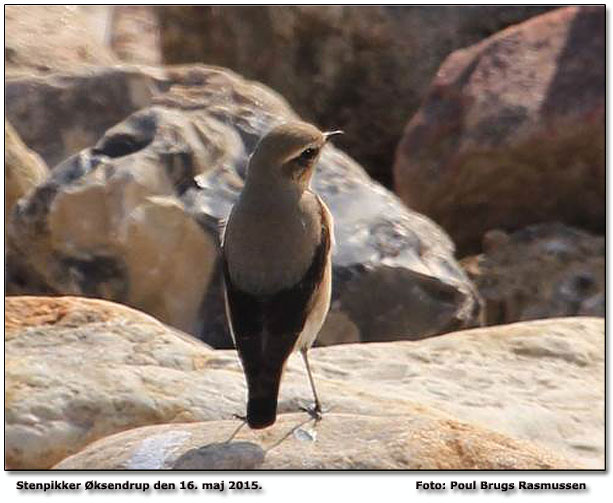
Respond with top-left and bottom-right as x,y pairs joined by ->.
323,130 -> 344,142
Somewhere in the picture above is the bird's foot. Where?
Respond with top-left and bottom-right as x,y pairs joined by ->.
299,403 -> 324,422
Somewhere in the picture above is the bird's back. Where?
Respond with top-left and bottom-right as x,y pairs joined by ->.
223,189 -> 322,295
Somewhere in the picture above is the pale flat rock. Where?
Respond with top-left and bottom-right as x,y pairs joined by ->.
305,317 -> 604,468
6,297 -> 601,469
54,414 -> 572,470
4,296 -> 429,469
5,296 -> 230,469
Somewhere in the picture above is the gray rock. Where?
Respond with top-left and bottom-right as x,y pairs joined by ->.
5,66 -> 163,167
6,64 -> 481,347
462,223 -> 605,325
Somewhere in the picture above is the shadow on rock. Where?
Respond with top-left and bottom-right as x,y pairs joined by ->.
172,441 -> 265,470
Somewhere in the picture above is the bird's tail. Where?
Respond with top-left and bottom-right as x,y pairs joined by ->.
247,394 -> 278,429
246,375 -> 282,429
238,333 -> 294,429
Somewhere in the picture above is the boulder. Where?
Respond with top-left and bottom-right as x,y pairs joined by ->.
5,120 -> 49,225
5,67 -> 162,168
5,296 -> 602,469
6,64 -> 480,347
109,6 -> 162,65
5,296 -> 226,470
394,6 -> 605,254
5,5 -> 117,77
156,6 -> 553,186
54,414 -> 573,470
462,223 -> 605,325
5,7 -> 164,167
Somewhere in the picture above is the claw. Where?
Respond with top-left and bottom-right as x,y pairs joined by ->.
300,403 -> 323,422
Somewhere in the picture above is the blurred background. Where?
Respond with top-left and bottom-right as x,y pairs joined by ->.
5,5 -> 604,344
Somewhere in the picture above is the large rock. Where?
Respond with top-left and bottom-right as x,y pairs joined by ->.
5,7 -> 163,167
5,297 -> 227,470
5,297 -> 602,469
394,6 -> 605,254
462,223 -> 605,325
5,120 -> 49,225
156,6 -> 552,186
5,6 -> 117,77
109,6 -> 162,65
5,67 -> 161,168
6,64 -> 480,347
54,414 -> 572,470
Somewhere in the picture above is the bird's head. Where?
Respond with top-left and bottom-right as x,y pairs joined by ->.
246,121 -> 342,196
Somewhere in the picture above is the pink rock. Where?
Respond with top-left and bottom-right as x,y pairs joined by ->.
394,6 -> 604,254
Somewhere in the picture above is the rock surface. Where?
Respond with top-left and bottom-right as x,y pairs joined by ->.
110,6 -> 162,65
5,120 -> 49,225
5,6 -> 117,77
5,297 -> 225,470
54,414 -> 572,470
5,67 -> 161,168
5,297 -> 602,469
156,5 -> 552,186
6,64 -> 480,347
462,223 -> 605,325
394,6 -> 605,254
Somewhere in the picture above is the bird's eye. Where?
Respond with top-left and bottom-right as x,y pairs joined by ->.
297,147 -> 319,165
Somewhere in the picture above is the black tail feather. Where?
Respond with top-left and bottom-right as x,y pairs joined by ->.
247,395 -> 278,429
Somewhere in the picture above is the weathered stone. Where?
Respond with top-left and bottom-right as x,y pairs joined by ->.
394,6 -> 605,254
312,317 -> 604,469
109,6 -> 162,65
461,223 -> 605,325
5,5 -> 117,77
54,414 -> 574,470
156,6 -> 552,186
5,297 -> 603,469
5,67 -> 163,167
6,65 -> 480,347
6,105 -> 217,335
5,296 -> 223,470
5,120 -> 49,225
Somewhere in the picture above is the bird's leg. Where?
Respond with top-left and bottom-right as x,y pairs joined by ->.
300,348 -> 323,421
226,414 -> 247,443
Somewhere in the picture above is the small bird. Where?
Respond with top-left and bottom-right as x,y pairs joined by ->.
221,121 -> 340,429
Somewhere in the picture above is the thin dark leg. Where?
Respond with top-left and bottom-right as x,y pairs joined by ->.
226,415 -> 247,443
300,348 -> 322,420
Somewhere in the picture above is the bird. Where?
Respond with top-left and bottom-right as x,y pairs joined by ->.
220,121 -> 340,429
